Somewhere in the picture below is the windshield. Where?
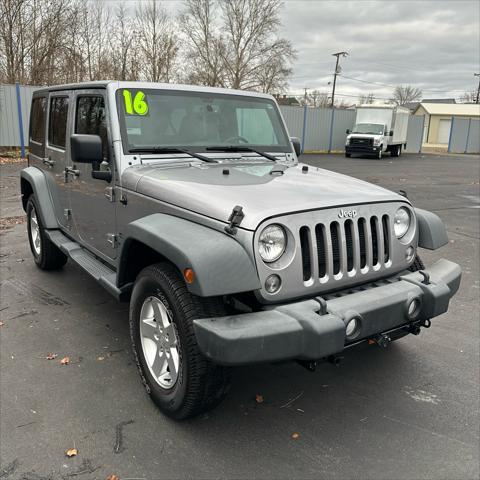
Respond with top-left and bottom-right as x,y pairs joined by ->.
352,123 -> 386,135
116,88 -> 290,153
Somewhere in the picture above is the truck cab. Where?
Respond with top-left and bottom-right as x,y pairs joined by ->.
345,104 -> 410,158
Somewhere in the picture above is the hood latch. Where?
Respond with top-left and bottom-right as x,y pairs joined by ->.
225,205 -> 244,235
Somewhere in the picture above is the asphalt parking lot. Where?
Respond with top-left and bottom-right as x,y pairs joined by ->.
0,152 -> 479,480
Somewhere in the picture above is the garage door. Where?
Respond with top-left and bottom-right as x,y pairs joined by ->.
437,119 -> 451,144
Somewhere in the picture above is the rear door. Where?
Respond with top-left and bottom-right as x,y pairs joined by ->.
28,94 -> 47,169
68,90 -> 116,260
45,92 -> 72,229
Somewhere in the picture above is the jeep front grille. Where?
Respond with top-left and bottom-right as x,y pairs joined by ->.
300,214 -> 391,282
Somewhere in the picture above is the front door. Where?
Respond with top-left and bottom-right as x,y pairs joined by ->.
45,93 -> 72,229
68,90 -> 116,260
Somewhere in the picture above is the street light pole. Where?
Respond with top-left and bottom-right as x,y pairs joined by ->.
474,73 -> 480,104
330,51 -> 348,108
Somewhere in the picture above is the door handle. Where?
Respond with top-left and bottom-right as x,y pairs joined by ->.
43,158 -> 55,166
65,166 -> 80,177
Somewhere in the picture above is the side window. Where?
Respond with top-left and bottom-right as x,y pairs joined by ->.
48,96 -> 69,149
30,97 -> 46,144
75,96 -> 108,158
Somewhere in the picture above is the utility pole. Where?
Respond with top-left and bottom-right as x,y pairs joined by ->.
475,73 -> 480,104
330,51 -> 348,108
304,87 -> 308,106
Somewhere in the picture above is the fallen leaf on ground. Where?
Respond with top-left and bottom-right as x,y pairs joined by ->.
0,321 -> 4,326
60,356 -> 70,365
106,475 -> 119,480
255,394 -> 264,404
65,448 -> 78,457
97,356 -> 105,361
46,353 -> 58,360
291,432 -> 300,440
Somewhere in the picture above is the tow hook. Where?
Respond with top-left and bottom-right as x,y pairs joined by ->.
422,319 -> 432,328
369,333 -> 391,348
407,324 -> 421,335
327,354 -> 343,367
297,360 -> 317,372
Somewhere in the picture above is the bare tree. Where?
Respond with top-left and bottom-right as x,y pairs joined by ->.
111,3 -> 138,81
220,0 -> 295,91
391,85 -> 422,105
135,0 -> 178,82
180,0 -> 226,87
459,90 -> 477,103
358,93 -> 375,105
307,90 -> 330,108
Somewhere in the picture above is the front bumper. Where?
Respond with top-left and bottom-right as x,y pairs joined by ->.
346,144 -> 381,154
193,259 -> 461,365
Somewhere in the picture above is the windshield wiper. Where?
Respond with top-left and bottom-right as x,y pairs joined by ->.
206,146 -> 278,162
129,147 -> 216,163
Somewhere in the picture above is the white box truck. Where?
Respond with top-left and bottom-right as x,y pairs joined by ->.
345,105 -> 410,159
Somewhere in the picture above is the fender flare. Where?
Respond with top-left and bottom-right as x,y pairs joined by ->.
415,208 -> 448,250
119,214 -> 261,297
20,167 -> 58,229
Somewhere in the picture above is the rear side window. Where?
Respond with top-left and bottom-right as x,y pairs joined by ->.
48,96 -> 69,149
75,96 -> 108,158
30,97 -> 46,144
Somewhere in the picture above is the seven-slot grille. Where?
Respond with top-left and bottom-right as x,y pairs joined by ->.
300,215 -> 391,282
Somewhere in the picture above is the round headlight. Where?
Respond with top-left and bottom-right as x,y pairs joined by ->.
258,224 -> 286,263
394,207 -> 411,238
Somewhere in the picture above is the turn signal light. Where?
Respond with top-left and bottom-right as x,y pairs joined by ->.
184,268 -> 195,284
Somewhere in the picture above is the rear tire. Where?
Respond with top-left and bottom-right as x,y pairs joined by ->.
345,153 -> 351,158
130,262 -> 230,420
26,195 -> 67,270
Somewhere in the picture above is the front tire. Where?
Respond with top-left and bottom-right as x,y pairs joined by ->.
377,148 -> 383,159
26,195 -> 67,270
345,152 -> 351,158
130,262 -> 230,420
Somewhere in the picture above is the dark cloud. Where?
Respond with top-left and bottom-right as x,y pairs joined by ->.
279,0 -> 480,100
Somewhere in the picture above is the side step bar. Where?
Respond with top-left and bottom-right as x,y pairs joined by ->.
45,230 -> 132,300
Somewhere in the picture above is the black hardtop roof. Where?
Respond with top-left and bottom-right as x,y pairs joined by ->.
33,81 -> 112,94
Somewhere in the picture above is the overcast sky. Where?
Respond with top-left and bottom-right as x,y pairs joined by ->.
157,0 -> 479,101
277,0 -> 480,101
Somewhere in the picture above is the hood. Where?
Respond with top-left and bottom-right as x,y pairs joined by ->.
122,161 -> 405,230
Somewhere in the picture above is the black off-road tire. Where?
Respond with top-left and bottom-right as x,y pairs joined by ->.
345,152 -> 351,158
130,262 -> 230,420
26,195 -> 67,270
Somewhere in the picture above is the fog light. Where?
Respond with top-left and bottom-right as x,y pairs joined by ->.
345,317 -> 360,339
406,246 -> 414,261
265,274 -> 281,294
407,298 -> 421,319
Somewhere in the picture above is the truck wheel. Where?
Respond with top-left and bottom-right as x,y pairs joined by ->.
26,195 -> 67,270
377,148 -> 383,159
345,153 -> 351,158
130,262 -> 230,420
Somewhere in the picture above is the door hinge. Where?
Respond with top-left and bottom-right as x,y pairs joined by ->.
105,187 -> 115,202
106,233 -> 118,249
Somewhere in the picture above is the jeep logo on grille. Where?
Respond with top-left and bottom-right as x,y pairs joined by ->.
338,209 -> 357,219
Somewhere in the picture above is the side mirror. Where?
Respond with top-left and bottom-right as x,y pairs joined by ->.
346,129 -> 350,134
389,130 -> 394,137
290,137 -> 301,156
70,134 -> 103,164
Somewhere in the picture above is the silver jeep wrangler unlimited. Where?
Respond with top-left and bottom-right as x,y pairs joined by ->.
21,81 -> 461,419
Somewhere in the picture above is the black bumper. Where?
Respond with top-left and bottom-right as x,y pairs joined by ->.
345,145 -> 381,155
193,260 -> 461,365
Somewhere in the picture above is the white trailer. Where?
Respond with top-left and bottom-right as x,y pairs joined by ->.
345,105 -> 410,159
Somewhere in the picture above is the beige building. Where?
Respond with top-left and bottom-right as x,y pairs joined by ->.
413,103 -> 480,145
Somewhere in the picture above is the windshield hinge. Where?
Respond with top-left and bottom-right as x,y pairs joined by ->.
107,233 -> 118,249
225,205 -> 244,235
